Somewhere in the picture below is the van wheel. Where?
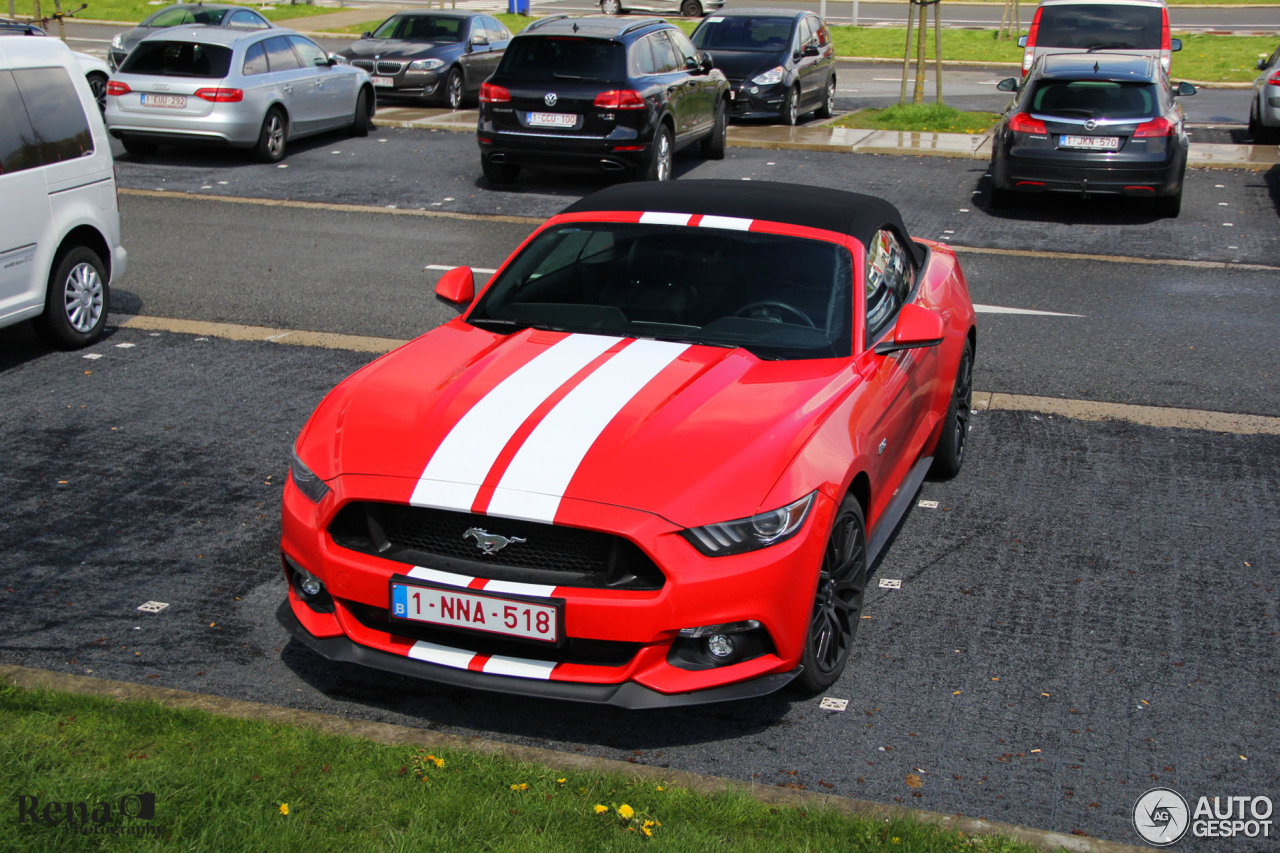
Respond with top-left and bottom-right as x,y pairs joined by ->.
255,107 -> 287,163
121,136 -> 157,157
36,246 -> 109,350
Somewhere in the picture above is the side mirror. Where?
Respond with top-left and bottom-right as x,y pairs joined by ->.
1017,35 -> 1027,48
1259,57 -> 1268,71
801,43 -> 820,58
435,266 -> 475,304
1171,37 -> 1181,52
700,51 -> 713,73
996,77 -> 1019,92
361,31 -> 372,39
1175,81 -> 1197,97
471,34 -> 489,46
873,303 -> 945,355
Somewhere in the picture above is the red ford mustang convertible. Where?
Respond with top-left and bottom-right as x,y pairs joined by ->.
278,181 -> 976,708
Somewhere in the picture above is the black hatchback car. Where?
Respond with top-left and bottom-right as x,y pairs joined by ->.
338,12 -> 511,109
989,53 -> 1195,216
690,9 -> 835,125
477,16 -> 730,184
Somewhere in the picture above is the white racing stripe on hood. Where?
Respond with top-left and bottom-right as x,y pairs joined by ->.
410,333 -> 621,511
487,339 -> 690,523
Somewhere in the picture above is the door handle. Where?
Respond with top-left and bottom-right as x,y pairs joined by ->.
283,84 -> 293,93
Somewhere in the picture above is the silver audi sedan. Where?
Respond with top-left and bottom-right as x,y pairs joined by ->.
105,26 -> 375,162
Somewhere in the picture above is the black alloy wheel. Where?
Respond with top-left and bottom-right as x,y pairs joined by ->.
445,67 -> 465,110
794,496 -> 867,694
643,124 -> 673,181
700,98 -> 727,159
929,339 -> 973,479
816,76 -> 836,119
782,85 -> 799,126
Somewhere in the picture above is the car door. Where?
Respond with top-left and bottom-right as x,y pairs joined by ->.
472,16 -> 510,84
793,15 -> 821,108
665,29 -> 716,142
290,34 -> 351,130
261,34 -> 321,134
851,229 -> 938,525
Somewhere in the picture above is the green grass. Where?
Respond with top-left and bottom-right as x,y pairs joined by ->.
829,103 -> 1000,134
6,0 -> 338,25
0,680 -> 1045,852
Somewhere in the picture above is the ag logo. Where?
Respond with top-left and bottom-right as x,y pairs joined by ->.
1133,787 -> 1190,846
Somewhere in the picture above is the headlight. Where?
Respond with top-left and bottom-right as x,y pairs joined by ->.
682,492 -> 815,557
289,445 -> 331,504
409,58 -> 444,71
751,66 -> 786,86
111,34 -> 124,49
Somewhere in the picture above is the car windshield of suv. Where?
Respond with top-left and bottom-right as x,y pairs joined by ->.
467,223 -> 853,360
692,16 -> 795,51
498,35 -> 624,81
120,40 -> 233,77
1036,5 -> 1163,49
1029,80 -> 1156,119
371,15 -> 463,42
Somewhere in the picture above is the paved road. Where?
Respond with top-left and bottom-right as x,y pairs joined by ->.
1,120 -> 1278,850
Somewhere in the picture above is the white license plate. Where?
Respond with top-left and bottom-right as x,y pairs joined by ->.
141,94 -> 187,109
371,76 -> 395,87
528,112 -> 576,128
390,581 -> 560,643
1061,135 -> 1119,150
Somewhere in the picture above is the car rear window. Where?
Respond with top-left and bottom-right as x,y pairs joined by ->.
692,16 -> 795,52
120,41 -> 233,78
1030,80 -> 1157,118
1036,4 -> 1164,50
497,36 -> 624,82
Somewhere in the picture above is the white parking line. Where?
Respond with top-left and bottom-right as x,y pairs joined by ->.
973,304 -> 1084,318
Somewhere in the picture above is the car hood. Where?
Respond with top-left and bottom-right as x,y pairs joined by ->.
340,39 -> 454,61
117,26 -> 150,51
301,325 -> 855,527
706,49 -> 785,82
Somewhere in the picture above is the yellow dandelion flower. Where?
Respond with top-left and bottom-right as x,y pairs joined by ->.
279,804 -> 289,816
656,785 -> 664,792
643,820 -> 656,829
642,826 -> 653,837
594,804 -> 609,814
510,783 -> 529,792
557,778 -> 567,784
617,804 -> 635,819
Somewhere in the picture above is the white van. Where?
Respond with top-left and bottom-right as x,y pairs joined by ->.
0,36 -> 126,348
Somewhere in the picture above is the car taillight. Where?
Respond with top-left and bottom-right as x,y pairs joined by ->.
480,82 -> 510,104
195,88 -> 244,102
1134,116 -> 1175,138
1008,112 -> 1047,134
594,90 -> 646,109
105,81 -> 130,96
1269,71 -> 1280,86
1022,8 -> 1041,75
1160,9 -> 1172,73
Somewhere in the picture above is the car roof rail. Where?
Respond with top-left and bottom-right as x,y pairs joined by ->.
619,17 -> 664,35
525,14 -> 569,31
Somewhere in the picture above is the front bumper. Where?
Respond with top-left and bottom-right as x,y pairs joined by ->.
729,82 -> 786,119
369,69 -> 443,100
279,475 -> 834,705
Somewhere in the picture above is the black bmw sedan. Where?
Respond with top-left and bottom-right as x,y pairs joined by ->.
690,9 -> 835,125
338,12 -> 512,109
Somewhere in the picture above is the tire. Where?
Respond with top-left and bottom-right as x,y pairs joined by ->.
35,246 -> 109,350
989,184 -> 1015,210
254,107 -> 287,163
792,495 -> 867,695
351,88 -> 372,137
816,75 -> 836,119
642,124 -> 673,181
600,0 -> 622,14
699,98 -> 727,160
1153,187 -> 1182,218
444,67 -> 464,110
86,71 -> 108,114
120,136 -> 157,158
781,85 -> 799,126
481,156 -> 520,184
1249,101 -> 1278,144
929,339 -> 973,479
680,0 -> 703,16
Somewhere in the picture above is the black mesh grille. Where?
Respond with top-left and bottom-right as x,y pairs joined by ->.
342,600 -> 641,666
329,502 -> 665,590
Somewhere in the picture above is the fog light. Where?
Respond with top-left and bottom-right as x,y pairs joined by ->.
300,574 -> 322,597
706,634 -> 735,659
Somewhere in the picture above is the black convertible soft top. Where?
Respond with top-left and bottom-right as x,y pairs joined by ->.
562,180 -> 923,265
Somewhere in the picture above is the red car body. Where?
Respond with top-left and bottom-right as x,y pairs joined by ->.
278,181 -> 977,707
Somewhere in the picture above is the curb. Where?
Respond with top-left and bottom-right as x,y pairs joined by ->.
0,663 -> 1151,853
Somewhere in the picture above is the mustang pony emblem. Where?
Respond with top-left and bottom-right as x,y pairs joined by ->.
463,527 -> 527,555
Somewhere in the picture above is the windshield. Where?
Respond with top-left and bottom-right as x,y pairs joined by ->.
497,36 -> 624,82
1036,4 -> 1163,49
1029,80 -> 1157,119
468,223 -> 853,360
371,15 -> 464,42
143,7 -> 232,27
692,16 -> 795,52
